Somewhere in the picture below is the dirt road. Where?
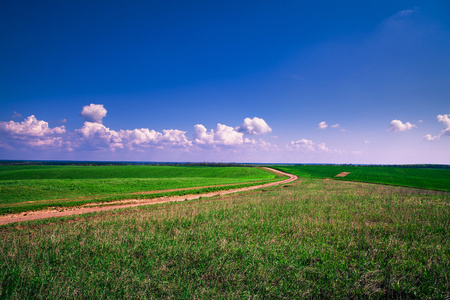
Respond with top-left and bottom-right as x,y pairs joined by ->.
0,167 -> 298,225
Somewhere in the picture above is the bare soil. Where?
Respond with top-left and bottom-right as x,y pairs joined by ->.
335,172 -> 351,177
0,168 -> 298,225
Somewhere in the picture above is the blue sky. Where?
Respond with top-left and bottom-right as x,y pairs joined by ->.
1,0 -> 449,163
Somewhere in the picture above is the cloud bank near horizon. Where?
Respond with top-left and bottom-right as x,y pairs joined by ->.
0,104 -> 276,153
0,104 -> 448,163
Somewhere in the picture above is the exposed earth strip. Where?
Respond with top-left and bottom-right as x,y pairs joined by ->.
0,167 -> 298,225
335,172 -> 351,177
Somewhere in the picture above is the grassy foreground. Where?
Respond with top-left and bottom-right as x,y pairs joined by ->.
0,165 -> 279,214
272,165 -> 450,191
1,179 -> 449,298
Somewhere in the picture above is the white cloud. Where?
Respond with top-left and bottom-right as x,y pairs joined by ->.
364,140 -> 370,144
424,114 -> 450,141
437,114 -> 450,129
287,139 -> 330,152
25,137 -> 66,148
317,121 -> 328,130
119,128 -> 161,147
80,104 -> 107,123
0,105 -> 276,154
318,121 -> 343,131
192,122 -> 279,150
76,112 -> 250,151
244,138 -> 278,151
160,129 -> 191,147
77,122 -> 123,150
215,124 -> 244,145
236,117 -> 272,135
77,123 -> 192,151
193,124 -> 215,145
424,134 -> 439,141
386,119 -> 417,132
0,115 -> 65,136
0,115 -> 67,149
193,123 -> 244,146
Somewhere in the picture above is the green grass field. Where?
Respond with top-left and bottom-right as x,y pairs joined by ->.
0,165 -> 280,215
271,165 -> 450,191
1,178 -> 448,298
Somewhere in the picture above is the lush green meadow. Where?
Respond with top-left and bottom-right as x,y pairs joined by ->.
272,165 -> 450,191
0,165 -> 280,215
1,178 -> 449,298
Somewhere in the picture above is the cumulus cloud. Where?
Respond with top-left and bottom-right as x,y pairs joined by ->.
0,115 -> 67,149
386,119 -> 417,132
317,121 -> 328,130
331,123 -> 340,128
216,124 -> 244,145
193,123 -> 244,146
437,114 -> 450,129
287,139 -> 329,152
76,123 -> 192,151
159,129 -> 191,147
77,122 -> 123,150
192,121 -> 280,151
236,117 -> 272,135
75,113 -> 267,151
1,106 -> 275,154
80,104 -> 107,123
424,114 -> 450,141
118,128 -> 161,148
193,124 -> 215,145
0,115 -> 65,136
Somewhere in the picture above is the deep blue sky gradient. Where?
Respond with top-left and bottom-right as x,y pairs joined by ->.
1,0 -> 449,163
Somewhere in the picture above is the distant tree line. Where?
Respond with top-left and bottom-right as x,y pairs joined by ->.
293,163 -> 450,169
0,160 -> 250,167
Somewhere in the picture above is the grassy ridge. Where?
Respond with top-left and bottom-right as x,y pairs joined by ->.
272,165 -> 450,191
0,180 -> 279,215
0,165 -> 272,180
0,179 -> 448,298
0,165 -> 279,214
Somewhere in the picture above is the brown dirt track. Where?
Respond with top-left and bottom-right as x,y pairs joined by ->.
0,168 -> 298,225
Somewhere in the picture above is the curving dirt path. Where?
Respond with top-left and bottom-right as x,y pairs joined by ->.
0,167 -> 298,225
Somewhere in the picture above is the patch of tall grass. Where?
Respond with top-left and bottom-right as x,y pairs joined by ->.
1,179 -> 448,298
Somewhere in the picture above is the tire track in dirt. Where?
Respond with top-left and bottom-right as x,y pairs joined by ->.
0,168 -> 298,225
